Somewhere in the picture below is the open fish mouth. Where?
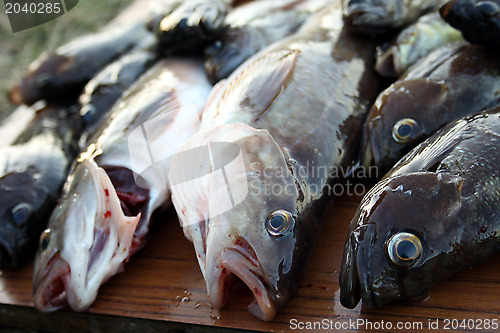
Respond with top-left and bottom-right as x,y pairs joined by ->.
33,252 -> 70,312
209,240 -> 276,321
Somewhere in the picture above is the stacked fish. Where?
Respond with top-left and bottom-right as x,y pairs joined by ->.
0,0 -> 498,321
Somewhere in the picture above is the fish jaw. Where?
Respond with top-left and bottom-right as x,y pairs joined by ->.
207,241 -> 277,321
343,0 -> 397,34
33,252 -> 71,312
33,159 -> 140,311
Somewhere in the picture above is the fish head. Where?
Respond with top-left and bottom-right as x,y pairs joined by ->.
361,79 -> 448,172
170,123 -> 306,321
440,0 -> 500,48
0,172 -> 51,268
342,0 -> 403,34
33,159 -> 140,312
204,27 -> 264,83
340,172 -> 464,309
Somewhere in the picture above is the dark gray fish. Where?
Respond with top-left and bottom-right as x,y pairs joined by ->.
340,108 -> 500,309
33,58 -> 212,312
440,0 -> 500,50
8,0 -> 178,106
204,0 -> 330,82
169,3 -> 382,321
79,50 -> 157,138
343,0 -> 441,35
375,12 -> 463,77
0,103 -> 82,269
362,43 -> 500,173
157,0 -> 230,55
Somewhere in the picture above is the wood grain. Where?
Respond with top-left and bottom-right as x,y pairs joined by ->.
0,191 -> 499,332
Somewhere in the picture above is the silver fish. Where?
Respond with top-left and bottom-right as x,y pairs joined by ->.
32,59 -> 212,312
169,3 -> 381,321
375,12 -> 463,77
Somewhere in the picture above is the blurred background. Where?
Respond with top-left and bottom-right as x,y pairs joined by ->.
0,0 -> 134,119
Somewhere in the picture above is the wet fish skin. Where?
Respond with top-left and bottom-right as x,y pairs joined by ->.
79,50 -> 157,140
343,0 -> 441,36
157,0 -> 230,55
0,104 -> 82,269
33,59 -> 212,312
340,108 -> 500,309
204,0 -> 330,82
362,43 -> 500,173
375,12 -> 463,77
440,0 -> 500,50
8,0 -> 178,106
170,4 -> 382,321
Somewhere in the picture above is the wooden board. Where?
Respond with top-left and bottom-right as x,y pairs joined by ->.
0,191 -> 499,332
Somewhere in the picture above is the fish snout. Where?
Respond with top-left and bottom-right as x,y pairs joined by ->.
208,240 -> 276,321
339,231 -> 362,309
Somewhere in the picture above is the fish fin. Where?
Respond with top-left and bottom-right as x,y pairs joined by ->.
211,49 -> 300,120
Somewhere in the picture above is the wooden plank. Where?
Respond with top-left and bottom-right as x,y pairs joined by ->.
0,191 -> 498,332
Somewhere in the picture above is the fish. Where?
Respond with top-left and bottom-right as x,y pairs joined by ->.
168,4 -> 382,321
440,0 -> 500,50
375,12 -> 463,78
79,50 -> 157,141
32,58 -> 212,312
342,0 -> 442,35
362,43 -> 500,173
340,107 -> 500,309
0,103 -> 82,269
204,0 -> 330,82
8,0 -> 179,106
157,0 -> 230,55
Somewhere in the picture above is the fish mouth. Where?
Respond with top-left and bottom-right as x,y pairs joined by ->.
375,46 -> 401,78
209,241 -> 276,321
33,252 -> 71,312
339,231 -> 361,309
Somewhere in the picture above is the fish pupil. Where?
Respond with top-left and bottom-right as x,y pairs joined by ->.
270,215 -> 286,230
397,124 -> 412,138
11,203 -> 33,227
397,240 -> 417,260
476,1 -> 500,16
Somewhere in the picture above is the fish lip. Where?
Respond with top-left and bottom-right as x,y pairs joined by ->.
439,0 -> 458,19
343,4 -> 388,29
210,247 -> 276,321
339,232 -> 362,309
33,252 -> 70,312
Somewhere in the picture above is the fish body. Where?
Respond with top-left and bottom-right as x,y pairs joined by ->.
79,50 -> 157,140
157,0 -> 231,55
0,104 -> 82,269
340,108 -> 500,309
343,0 -> 441,35
204,0 -> 330,82
375,12 -> 463,77
169,4 -> 381,321
9,0 -> 178,106
440,0 -> 500,50
363,43 -> 500,173
33,59 -> 212,312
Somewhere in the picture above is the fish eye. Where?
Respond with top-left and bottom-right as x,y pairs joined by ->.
205,40 -> 223,57
476,1 -> 500,16
11,203 -> 34,227
265,209 -> 294,237
39,229 -> 51,252
392,118 -> 418,143
386,232 -> 423,267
